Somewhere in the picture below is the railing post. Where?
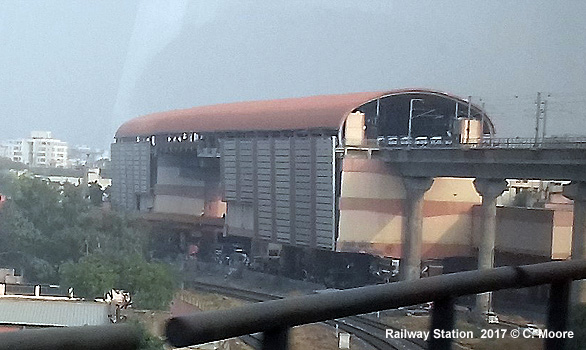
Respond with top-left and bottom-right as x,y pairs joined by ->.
262,327 -> 289,350
429,297 -> 455,350
546,280 -> 571,350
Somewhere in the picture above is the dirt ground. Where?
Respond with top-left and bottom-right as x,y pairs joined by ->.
169,289 -> 369,350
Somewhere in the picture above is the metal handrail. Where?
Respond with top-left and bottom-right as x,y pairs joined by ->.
0,324 -> 140,350
4,260 -> 585,350
166,260 -> 586,350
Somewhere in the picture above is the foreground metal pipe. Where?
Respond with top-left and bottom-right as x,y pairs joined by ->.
0,324 -> 141,350
167,260 -> 586,347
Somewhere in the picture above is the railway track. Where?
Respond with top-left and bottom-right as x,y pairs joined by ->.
184,280 -> 426,350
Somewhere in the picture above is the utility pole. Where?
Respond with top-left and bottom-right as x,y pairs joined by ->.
466,96 -> 472,142
541,100 -> 548,140
534,92 -> 542,146
481,101 -> 486,136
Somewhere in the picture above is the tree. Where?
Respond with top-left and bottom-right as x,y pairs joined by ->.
117,254 -> 178,310
60,253 -> 177,310
88,182 -> 104,206
60,254 -> 119,299
1,173 -> 177,310
0,201 -> 54,281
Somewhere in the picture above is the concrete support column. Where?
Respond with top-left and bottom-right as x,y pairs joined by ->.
401,177 -> 434,281
473,178 -> 507,316
562,182 -> 586,303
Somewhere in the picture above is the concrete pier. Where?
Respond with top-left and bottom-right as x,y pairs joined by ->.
473,178 -> 507,315
401,177 -> 434,281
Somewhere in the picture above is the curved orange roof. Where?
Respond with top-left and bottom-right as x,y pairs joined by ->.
116,89 -> 491,137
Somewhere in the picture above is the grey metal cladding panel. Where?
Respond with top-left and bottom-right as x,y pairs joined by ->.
295,171 -> 311,179
316,197 -> 333,206
257,148 -> 271,155
315,169 -> 333,177
274,139 -> 290,148
275,194 -> 290,202
258,192 -> 272,202
258,231 -> 272,240
256,140 -> 271,148
257,175 -> 271,183
258,185 -> 271,192
315,176 -> 333,185
276,227 -> 290,234
296,222 -> 311,230
258,208 -> 272,217
275,206 -> 290,214
315,182 -> 333,191
275,177 -> 290,185
295,199 -> 310,205
295,183 -> 311,191
295,231 -> 310,239
293,139 -> 311,149
258,218 -> 272,226
274,148 -> 290,156
258,194 -> 272,202
276,217 -> 290,225
316,222 -> 333,231
295,214 -> 310,222
316,230 -> 334,241
295,210 -> 310,217
314,188 -> 333,197
258,210 -> 272,218
258,216 -> 272,224
258,213 -> 272,220
223,139 -> 237,148
316,234 -> 334,244
316,137 -> 333,148
316,242 -> 333,250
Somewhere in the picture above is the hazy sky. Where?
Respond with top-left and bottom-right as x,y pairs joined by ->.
1,1 -> 585,150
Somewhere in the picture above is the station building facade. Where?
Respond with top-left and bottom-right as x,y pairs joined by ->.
111,89 -> 571,277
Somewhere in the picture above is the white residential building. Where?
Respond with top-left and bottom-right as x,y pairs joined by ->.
1,131 -> 68,168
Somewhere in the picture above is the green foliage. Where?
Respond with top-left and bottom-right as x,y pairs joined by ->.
88,182 -> 105,206
0,173 -> 177,310
60,253 -> 177,310
60,254 -> 119,299
0,157 -> 27,171
118,254 -> 178,310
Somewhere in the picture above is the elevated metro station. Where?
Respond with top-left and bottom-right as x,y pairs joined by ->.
111,89 -> 586,305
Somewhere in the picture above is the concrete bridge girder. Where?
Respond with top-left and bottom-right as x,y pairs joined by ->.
381,148 -> 586,182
